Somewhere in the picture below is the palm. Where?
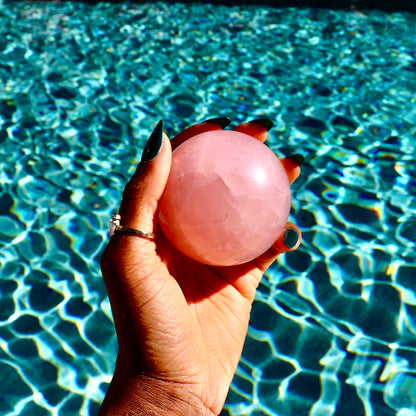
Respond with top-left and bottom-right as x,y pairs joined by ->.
108,234 -> 262,411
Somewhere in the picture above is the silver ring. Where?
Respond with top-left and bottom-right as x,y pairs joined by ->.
109,214 -> 156,240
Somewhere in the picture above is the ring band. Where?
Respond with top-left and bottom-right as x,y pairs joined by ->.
109,214 -> 156,240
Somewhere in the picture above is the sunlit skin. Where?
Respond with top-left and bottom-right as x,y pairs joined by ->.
99,119 -> 302,416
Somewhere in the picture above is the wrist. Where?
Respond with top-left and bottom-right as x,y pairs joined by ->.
98,372 -> 217,416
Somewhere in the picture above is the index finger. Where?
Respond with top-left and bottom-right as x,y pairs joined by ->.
170,116 -> 231,150
232,118 -> 274,143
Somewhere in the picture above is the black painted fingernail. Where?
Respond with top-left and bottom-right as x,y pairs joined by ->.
283,228 -> 299,249
201,116 -> 232,128
141,120 -> 164,162
288,154 -> 304,167
249,118 -> 274,131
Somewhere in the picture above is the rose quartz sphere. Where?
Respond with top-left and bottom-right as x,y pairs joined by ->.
158,130 -> 291,266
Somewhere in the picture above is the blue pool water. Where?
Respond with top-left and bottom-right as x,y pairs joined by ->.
0,1 -> 416,415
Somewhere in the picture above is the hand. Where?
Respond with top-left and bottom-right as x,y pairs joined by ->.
98,118 -> 302,416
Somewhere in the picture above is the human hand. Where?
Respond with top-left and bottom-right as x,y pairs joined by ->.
98,118 -> 302,416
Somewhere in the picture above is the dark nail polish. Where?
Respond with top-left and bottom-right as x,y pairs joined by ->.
141,120 -> 164,162
249,118 -> 274,131
288,154 -> 304,167
201,116 -> 232,128
283,228 -> 299,249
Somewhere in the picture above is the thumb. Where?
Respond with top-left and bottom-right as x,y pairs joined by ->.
118,120 -> 172,235
100,121 -> 173,356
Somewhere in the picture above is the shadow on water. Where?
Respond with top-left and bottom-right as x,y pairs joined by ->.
157,0 -> 416,13
8,0 -> 416,13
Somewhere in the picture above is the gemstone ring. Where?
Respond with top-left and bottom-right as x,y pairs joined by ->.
109,214 -> 156,240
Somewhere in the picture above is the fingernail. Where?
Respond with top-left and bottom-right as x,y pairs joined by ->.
288,154 -> 304,167
249,118 -> 274,131
201,116 -> 232,128
141,120 -> 164,162
283,228 -> 299,249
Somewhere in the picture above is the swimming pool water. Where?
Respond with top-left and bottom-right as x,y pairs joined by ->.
0,1 -> 415,415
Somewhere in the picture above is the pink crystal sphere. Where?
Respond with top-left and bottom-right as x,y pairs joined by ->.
159,130 -> 291,266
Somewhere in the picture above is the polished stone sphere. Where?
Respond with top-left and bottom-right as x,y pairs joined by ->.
159,130 -> 291,266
